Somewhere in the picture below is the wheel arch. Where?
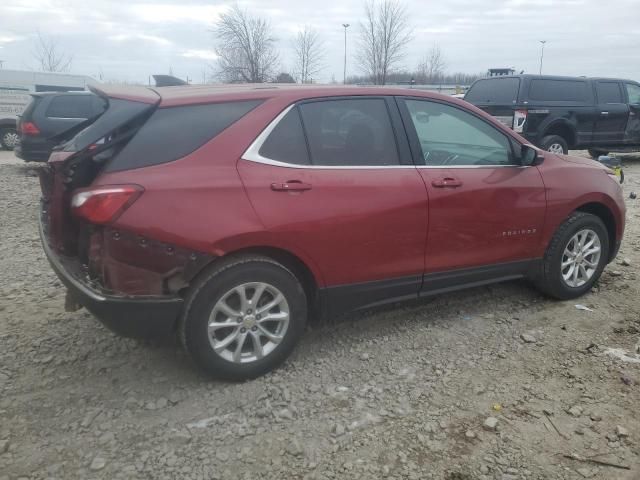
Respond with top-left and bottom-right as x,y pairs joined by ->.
575,202 -> 617,261
195,245 -> 322,318
543,121 -> 577,148
0,119 -> 17,128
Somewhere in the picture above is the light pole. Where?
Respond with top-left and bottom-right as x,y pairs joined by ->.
539,40 -> 547,75
342,23 -> 350,84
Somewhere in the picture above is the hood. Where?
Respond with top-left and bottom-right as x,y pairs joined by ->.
555,153 -> 610,171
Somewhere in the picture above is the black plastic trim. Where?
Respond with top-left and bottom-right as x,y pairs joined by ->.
324,275 -> 422,317
321,259 -> 540,317
420,259 -> 539,297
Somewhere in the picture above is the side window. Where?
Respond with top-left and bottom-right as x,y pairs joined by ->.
626,84 -> 640,104
298,98 -> 399,166
464,78 -> 520,104
259,107 -> 310,165
528,80 -> 590,102
404,99 -> 514,166
105,100 -> 263,172
596,82 -> 623,104
45,95 -> 93,118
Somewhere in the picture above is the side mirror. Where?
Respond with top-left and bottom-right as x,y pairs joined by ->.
521,144 -> 544,166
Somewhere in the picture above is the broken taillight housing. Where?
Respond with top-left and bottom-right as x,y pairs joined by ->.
71,185 -> 143,224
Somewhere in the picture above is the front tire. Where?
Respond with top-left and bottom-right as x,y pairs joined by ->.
588,148 -> 609,160
180,256 -> 307,380
534,212 -> 609,299
0,128 -> 19,150
540,135 -> 568,155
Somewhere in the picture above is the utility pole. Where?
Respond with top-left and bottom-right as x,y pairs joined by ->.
342,23 -> 350,84
539,40 -> 547,75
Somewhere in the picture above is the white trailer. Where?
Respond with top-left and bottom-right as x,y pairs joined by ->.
0,69 -> 97,149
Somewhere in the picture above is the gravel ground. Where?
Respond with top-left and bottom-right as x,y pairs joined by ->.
1,149 -> 639,480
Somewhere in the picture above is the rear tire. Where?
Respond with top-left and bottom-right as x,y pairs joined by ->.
540,135 -> 568,155
588,148 -> 609,160
179,255 -> 307,381
534,212 -> 609,300
0,128 -> 18,150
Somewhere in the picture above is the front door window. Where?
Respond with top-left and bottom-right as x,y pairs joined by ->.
403,99 -> 515,166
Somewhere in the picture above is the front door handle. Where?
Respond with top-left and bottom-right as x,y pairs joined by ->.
271,181 -> 313,192
600,111 -> 609,115
432,177 -> 463,188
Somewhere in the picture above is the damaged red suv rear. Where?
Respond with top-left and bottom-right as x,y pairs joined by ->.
40,84 -> 626,380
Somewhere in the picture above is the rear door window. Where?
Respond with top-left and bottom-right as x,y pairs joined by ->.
258,108 -> 310,165
528,79 -> 590,102
596,82 -> 624,104
105,99 -> 262,172
298,98 -> 400,166
45,95 -> 94,118
464,78 -> 520,104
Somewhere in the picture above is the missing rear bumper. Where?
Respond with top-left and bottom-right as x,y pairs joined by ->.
40,217 -> 183,338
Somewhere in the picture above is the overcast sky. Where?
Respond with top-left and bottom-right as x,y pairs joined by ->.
0,0 -> 639,84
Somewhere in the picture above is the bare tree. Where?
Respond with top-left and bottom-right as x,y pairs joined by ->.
212,4 -> 279,83
292,26 -> 324,83
32,32 -> 73,73
356,0 -> 412,85
417,45 -> 446,83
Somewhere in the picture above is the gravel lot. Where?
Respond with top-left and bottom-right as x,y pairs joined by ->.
1,148 -> 639,480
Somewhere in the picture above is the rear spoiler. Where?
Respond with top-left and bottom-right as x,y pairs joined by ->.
89,84 -> 160,104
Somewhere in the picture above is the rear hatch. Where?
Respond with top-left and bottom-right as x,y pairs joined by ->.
39,85 -> 160,264
464,77 -> 522,129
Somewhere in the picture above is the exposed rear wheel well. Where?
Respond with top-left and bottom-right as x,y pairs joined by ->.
544,123 -> 576,148
575,203 -> 616,261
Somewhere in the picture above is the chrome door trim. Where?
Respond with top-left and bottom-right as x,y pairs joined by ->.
241,103 -> 531,171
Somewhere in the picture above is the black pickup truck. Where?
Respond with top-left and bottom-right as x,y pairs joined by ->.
464,74 -> 640,157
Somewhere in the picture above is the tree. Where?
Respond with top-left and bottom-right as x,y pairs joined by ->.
274,72 -> 295,83
292,26 -> 324,83
417,45 -> 446,83
212,4 -> 279,83
356,0 -> 412,85
32,32 -> 73,73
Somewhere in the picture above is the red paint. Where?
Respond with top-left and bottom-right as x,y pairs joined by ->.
418,166 -> 547,272
48,86 -> 625,295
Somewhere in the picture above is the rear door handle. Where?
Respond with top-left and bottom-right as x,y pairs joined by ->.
432,177 -> 463,188
271,181 -> 312,192
600,111 -> 609,115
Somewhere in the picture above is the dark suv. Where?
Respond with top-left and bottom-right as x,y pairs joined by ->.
15,92 -> 106,162
464,75 -> 640,157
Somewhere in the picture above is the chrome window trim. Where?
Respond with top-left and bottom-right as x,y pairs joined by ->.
241,103 -> 528,170
416,164 -> 529,169
46,116 -> 89,120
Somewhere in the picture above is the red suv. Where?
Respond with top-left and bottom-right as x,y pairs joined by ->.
40,84 -> 626,380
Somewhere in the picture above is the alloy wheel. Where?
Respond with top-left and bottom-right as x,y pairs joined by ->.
547,143 -> 565,154
2,131 -> 19,149
207,282 -> 290,364
561,228 -> 602,288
